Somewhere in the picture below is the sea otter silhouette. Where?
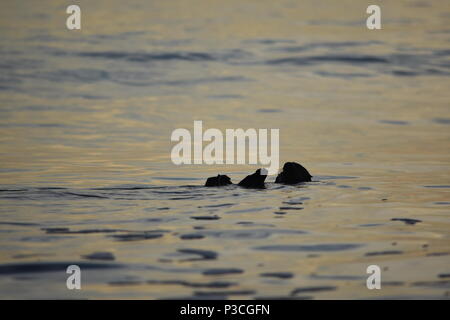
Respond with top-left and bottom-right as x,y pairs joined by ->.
204,162 -> 312,189
275,162 -> 312,184
204,174 -> 232,187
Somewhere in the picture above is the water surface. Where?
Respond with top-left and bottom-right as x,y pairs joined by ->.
0,0 -> 449,299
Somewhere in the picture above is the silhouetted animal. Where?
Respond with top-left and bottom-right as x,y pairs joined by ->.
204,174 -> 232,187
275,162 -> 312,184
238,168 -> 267,189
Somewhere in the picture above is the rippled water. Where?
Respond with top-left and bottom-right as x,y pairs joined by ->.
0,0 -> 449,299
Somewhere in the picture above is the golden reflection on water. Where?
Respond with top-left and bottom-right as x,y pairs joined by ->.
0,0 -> 449,299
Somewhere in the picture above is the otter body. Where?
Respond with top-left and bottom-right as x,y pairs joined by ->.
275,162 -> 312,184
204,162 -> 311,188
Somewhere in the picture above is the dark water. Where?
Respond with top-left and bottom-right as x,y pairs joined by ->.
1,176 -> 449,299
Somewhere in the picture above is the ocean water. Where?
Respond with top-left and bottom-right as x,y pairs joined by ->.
0,0 -> 449,299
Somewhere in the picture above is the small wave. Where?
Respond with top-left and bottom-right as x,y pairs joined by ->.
0,262 -> 123,275
379,120 -> 410,125
29,69 -> 109,83
315,71 -> 372,78
177,248 -> 218,261
202,268 -> 244,275
146,279 -> 236,288
275,41 -> 382,53
63,192 -> 109,199
267,55 -> 389,66
291,286 -> 337,295
365,250 -> 403,256
424,185 -> 450,188
226,207 -> 272,214
78,51 -> 216,62
253,243 -> 362,252
432,118 -> 450,125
